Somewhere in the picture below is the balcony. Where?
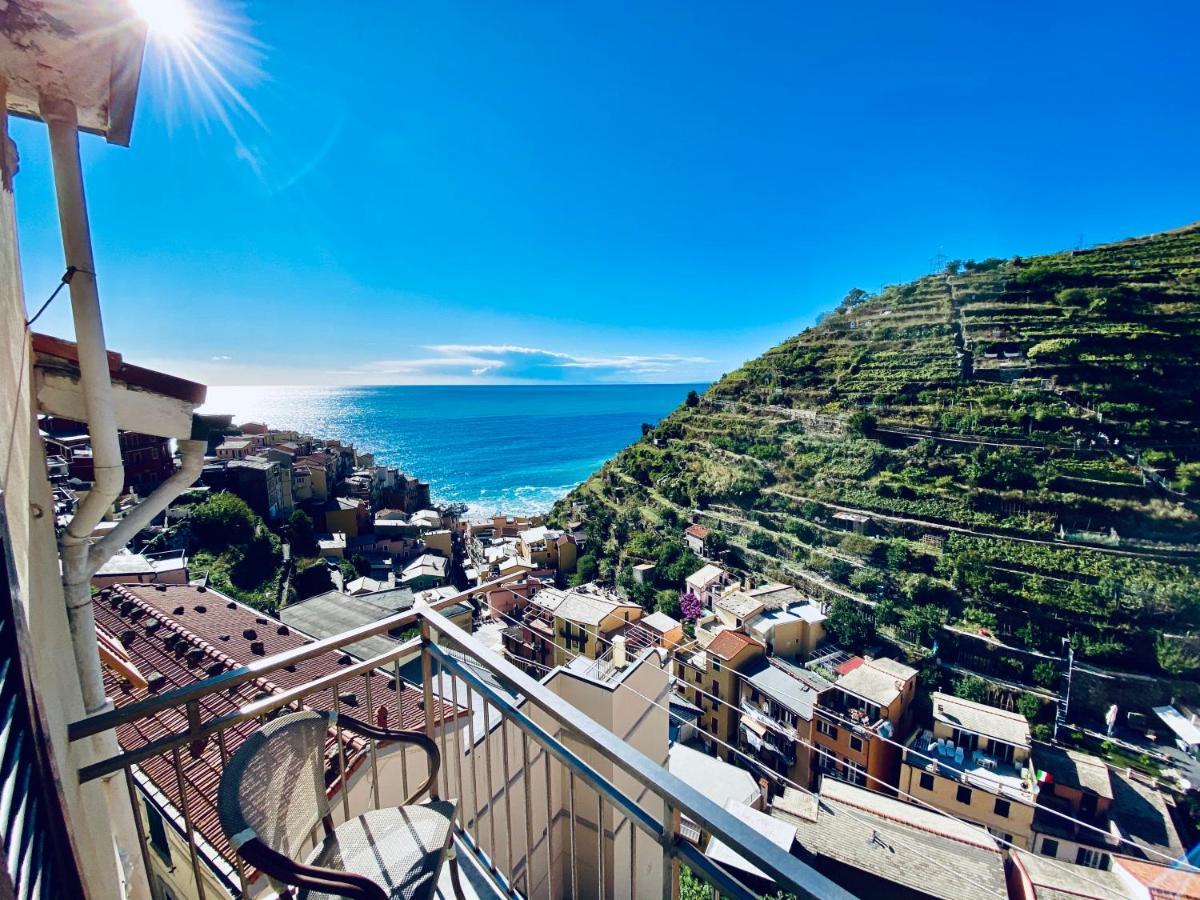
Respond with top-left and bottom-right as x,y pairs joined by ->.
70,606 -> 844,899
904,729 -> 1036,803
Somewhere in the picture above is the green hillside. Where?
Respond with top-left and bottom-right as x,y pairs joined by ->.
554,224 -> 1200,675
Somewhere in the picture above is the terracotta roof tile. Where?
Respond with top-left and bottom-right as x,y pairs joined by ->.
706,629 -> 764,661
96,583 -> 459,888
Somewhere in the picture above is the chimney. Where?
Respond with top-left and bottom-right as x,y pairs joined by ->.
759,777 -> 770,809
612,635 -> 627,671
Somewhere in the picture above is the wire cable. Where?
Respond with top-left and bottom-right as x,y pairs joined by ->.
25,266 -> 87,328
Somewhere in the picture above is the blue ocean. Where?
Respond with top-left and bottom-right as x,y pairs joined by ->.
201,384 -> 702,516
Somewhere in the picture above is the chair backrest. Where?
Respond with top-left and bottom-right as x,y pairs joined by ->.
218,710 -> 333,861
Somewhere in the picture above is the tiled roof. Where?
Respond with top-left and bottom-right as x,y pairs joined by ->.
684,524 -> 710,539
834,657 -> 917,707
1033,742 -> 1113,799
931,692 -> 1031,748
685,564 -> 726,588
775,780 -> 1006,900
706,629 -> 764,661
1012,849 -> 1130,900
95,583 -> 459,884
714,592 -> 765,620
1115,855 -> 1200,899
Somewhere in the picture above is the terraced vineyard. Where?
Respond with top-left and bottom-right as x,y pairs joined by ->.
554,224 -> 1200,674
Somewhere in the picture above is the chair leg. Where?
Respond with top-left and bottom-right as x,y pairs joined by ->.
448,851 -> 467,900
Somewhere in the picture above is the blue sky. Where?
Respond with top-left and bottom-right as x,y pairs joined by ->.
11,1 -> 1200,385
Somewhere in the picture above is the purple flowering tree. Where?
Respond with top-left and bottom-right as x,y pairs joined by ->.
679,590 -> 702,623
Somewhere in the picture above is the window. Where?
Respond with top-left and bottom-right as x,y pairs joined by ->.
994,798 -> 1010,818
712,658 -> 721,672
1076,848 -> 1106,869
956,785 -> 973,805
849,736 -> 864,753
846,761 -> 866,786
919,772 -> 935,791
1040,839 -> 1059,858
145,800 -> 171,863
711,681 -> 719,698
750,689 -> 760,703
817,720 -> 838,740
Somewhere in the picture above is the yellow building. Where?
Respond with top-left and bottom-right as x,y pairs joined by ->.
531,587 -> 643,666
900,692 -> 1037,849
422,528 -> 453,558
516,525 -> 578,574
677,630 -> 766,763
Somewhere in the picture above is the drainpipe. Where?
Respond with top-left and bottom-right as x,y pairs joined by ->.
41,96 -> 125,720
87,440 -> 206,576
40,96 -> 154,900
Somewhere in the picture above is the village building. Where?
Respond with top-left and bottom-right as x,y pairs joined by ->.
399,553 -> 450,591
683,523 -> 712,556
900,692 -> 1038,849
812,655 -> 919,793
685,563 -> 735,606
772,779 -> 1008,899
678,630 -> 766,762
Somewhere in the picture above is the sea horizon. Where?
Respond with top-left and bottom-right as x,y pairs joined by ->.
201,383 -> 704,518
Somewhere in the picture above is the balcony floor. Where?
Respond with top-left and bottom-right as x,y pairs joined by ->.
438,836 -> 512,900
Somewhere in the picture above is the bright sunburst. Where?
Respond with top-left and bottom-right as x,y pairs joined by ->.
128,0 -> 197,43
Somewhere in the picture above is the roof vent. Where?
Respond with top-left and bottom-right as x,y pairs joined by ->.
277,625 -> 290,636
250,641 -> 265,655
338,692 -> 358,707
146,672 -> 167,692
256,617 -> 268,625
119,629 -> 137,647
218,634 -> 230,641
162,634 -> 179,650
185,647 -> 205,665
196,585 -> 207,593
338,654 -> 352,666
227,602 -> 237,609
107,593 -> 122,608
194,605 -> 207,614
284,664 -> 297,673
206,662 -> 225,677
99,588 -> 113,601
129,607 -> 144,622
242,629 -> 258,641
144,618 -> 160,634
173,606 -> 185,615
155,583 -> 168,592
119,601 -> 135,615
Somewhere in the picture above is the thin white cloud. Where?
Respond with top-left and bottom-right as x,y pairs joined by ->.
347,344 -> 712,382
211,354 -> 233,361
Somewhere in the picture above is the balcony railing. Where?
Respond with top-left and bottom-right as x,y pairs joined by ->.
70,604 -> 851,899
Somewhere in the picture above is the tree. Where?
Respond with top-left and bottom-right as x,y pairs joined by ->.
570,554 -> 598,587
350,554 -> 372,577
899,604 -> 945,646
1032,660 -> 1058,689
680,590 -> 702,622
845,411 -> 876,438
655,589 -> 682,619
685,390 -> 700,407
1017,693 -> 1042,721
285,509 -> 317,556
826,598 -> 875,651
953,675 -> 990,704
190,492 -> 257,551
641,422 -> 654,438
338,558 -> 359,583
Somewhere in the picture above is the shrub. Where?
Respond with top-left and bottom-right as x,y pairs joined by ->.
826,598 -> 875,651
1017,693 -> 1042,721
190,492 -> 257,551
1032,660 -> 1059,689
953,675 -> 990,704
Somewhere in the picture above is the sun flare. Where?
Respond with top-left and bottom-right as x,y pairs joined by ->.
129,0 -> 197,43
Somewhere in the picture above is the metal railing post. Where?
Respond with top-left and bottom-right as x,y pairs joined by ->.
420,616 -> 440,801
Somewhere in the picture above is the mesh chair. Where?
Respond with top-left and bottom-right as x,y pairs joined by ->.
218,710 -> 464,900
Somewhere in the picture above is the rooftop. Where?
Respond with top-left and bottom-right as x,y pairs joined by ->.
746,662 -> 821,720
706,629 -> 765,661
774,779 -> 1007,900
1012,849 -> 1131,900
1114,855 -> 1200,899
1033,742 -> 1114,799
714,591 -> 765,621
685,563 -> 727,588
280,589 -> 416,661
685,524 -> 710,539
931,691 -> 1032,748
532,587 -> 638,627
705,800 -> 796,882
641,611 -> 681,634
745,583 -> 815,610
832,656 -> 917,708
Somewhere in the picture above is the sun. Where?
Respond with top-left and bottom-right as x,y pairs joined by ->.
128,0 -> 197,43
